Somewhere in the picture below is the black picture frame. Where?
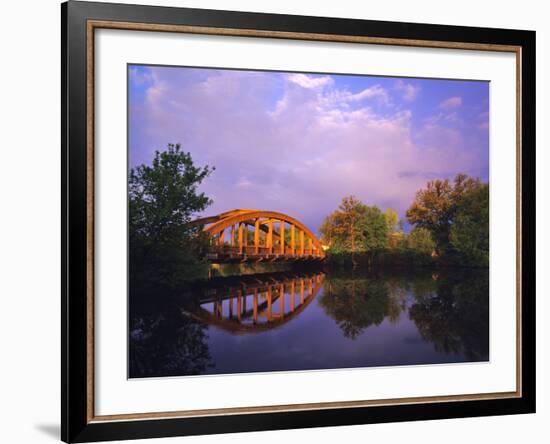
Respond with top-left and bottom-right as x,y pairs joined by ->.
62,1 -> 536,442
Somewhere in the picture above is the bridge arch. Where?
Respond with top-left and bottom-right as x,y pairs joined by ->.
191,209 -> 325,261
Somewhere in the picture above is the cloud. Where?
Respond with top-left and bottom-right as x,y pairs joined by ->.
129,68 -> 487,232
345,85 -> 390,104
287,73 -> 333,89
129,66 -> 153,86
424,111 -> 461,127
439,96 -> 462,110
477,111 -> 489,130
395,79 -> 420,102
236,176 -> 253,188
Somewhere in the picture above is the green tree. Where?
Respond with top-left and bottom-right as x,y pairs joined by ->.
332,196 -> 364,254
319,196 -> 363,260
356,206 -> 389,253
319,196 -> 388,265
129,143 -> 214,283
385,208 -> 403,249
407,227 -> 436,255
384,208 -> 399,233
406,173 -> 484,256
450,183 -> 489,266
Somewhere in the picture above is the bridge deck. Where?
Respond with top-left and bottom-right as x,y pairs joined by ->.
206,246 -> 324,263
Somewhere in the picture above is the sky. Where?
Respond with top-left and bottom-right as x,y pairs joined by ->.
128,64 -> 489,234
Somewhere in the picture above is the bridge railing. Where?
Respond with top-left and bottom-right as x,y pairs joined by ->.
207,245 -> 323,257
207,241 -> 324,258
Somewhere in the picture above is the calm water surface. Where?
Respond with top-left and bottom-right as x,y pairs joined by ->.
129,268 -> 488,378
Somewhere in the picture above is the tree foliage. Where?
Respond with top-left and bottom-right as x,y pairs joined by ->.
406,173 -> 488,265
407,227 -> 436,255
130,143 -> 214,245
449,183 -> 489,266
384,208 -> 403,249
129,143 -> 214,283
319,196 -> 388,257
406,174 -> 479,249
384,208 -> 399,233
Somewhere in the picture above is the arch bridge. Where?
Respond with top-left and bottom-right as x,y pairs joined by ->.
191,209 -> 325,263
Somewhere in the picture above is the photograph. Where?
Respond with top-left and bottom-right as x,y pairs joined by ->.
127,64 -> 490,378
56,1 -> 536,441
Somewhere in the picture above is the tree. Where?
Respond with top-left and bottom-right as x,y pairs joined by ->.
319,196 -> 388,266
450,183 -> 489,266
333,196 -> 364,255
385,208 -> 403,248
406,173 -> 484,255
384,208 -> 399,233
356,206 -> 389,254
319,196 -> 362,255
407,227 -> 436,255
129,143 -> 214,283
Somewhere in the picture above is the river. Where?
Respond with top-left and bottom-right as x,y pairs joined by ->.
129,268 -> 489,378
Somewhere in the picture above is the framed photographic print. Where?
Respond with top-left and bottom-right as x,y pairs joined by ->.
61,1 -> 536,442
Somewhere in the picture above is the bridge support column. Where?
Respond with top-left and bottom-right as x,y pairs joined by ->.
300,230 -> 305,255
238,223 -> 244,253
290,224 -> 295,255
280,221 -> 285,255
230,225 -> 235,247
254,220 -> 260,254
218,230 -> 225,248
267,221 -> 273,254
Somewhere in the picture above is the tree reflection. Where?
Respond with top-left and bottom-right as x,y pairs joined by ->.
129,289 -> 213,378
408,270 -> 489,360
319,276 -> 391,339
386,277 -> 409,324
319,270 -> 489,362
128,269 -> 489,378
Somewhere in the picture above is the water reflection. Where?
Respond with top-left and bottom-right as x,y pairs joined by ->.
185,273 -> 325,333
129,268 -> 489,378
408,272 -> 489,360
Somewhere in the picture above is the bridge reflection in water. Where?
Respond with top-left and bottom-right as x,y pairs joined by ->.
129,269 -> 490,378
185,272 -> 325,334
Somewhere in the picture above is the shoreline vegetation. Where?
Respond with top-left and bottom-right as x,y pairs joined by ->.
129,144 -> 489,286
321,173 -> 489,271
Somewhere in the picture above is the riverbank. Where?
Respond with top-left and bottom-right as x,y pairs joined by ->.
208,261 -> 324,278
324,251 -> 489,270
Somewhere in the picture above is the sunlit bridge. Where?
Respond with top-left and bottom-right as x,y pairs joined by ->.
184,272 -> 325,334
191,209 -> 325,263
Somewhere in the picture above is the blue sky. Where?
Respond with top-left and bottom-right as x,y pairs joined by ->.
128,65 -> 489,233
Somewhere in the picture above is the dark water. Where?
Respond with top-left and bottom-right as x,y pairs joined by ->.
129,268 -> 489,378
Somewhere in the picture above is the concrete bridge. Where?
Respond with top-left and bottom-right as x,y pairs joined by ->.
191,209 -> 325,263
